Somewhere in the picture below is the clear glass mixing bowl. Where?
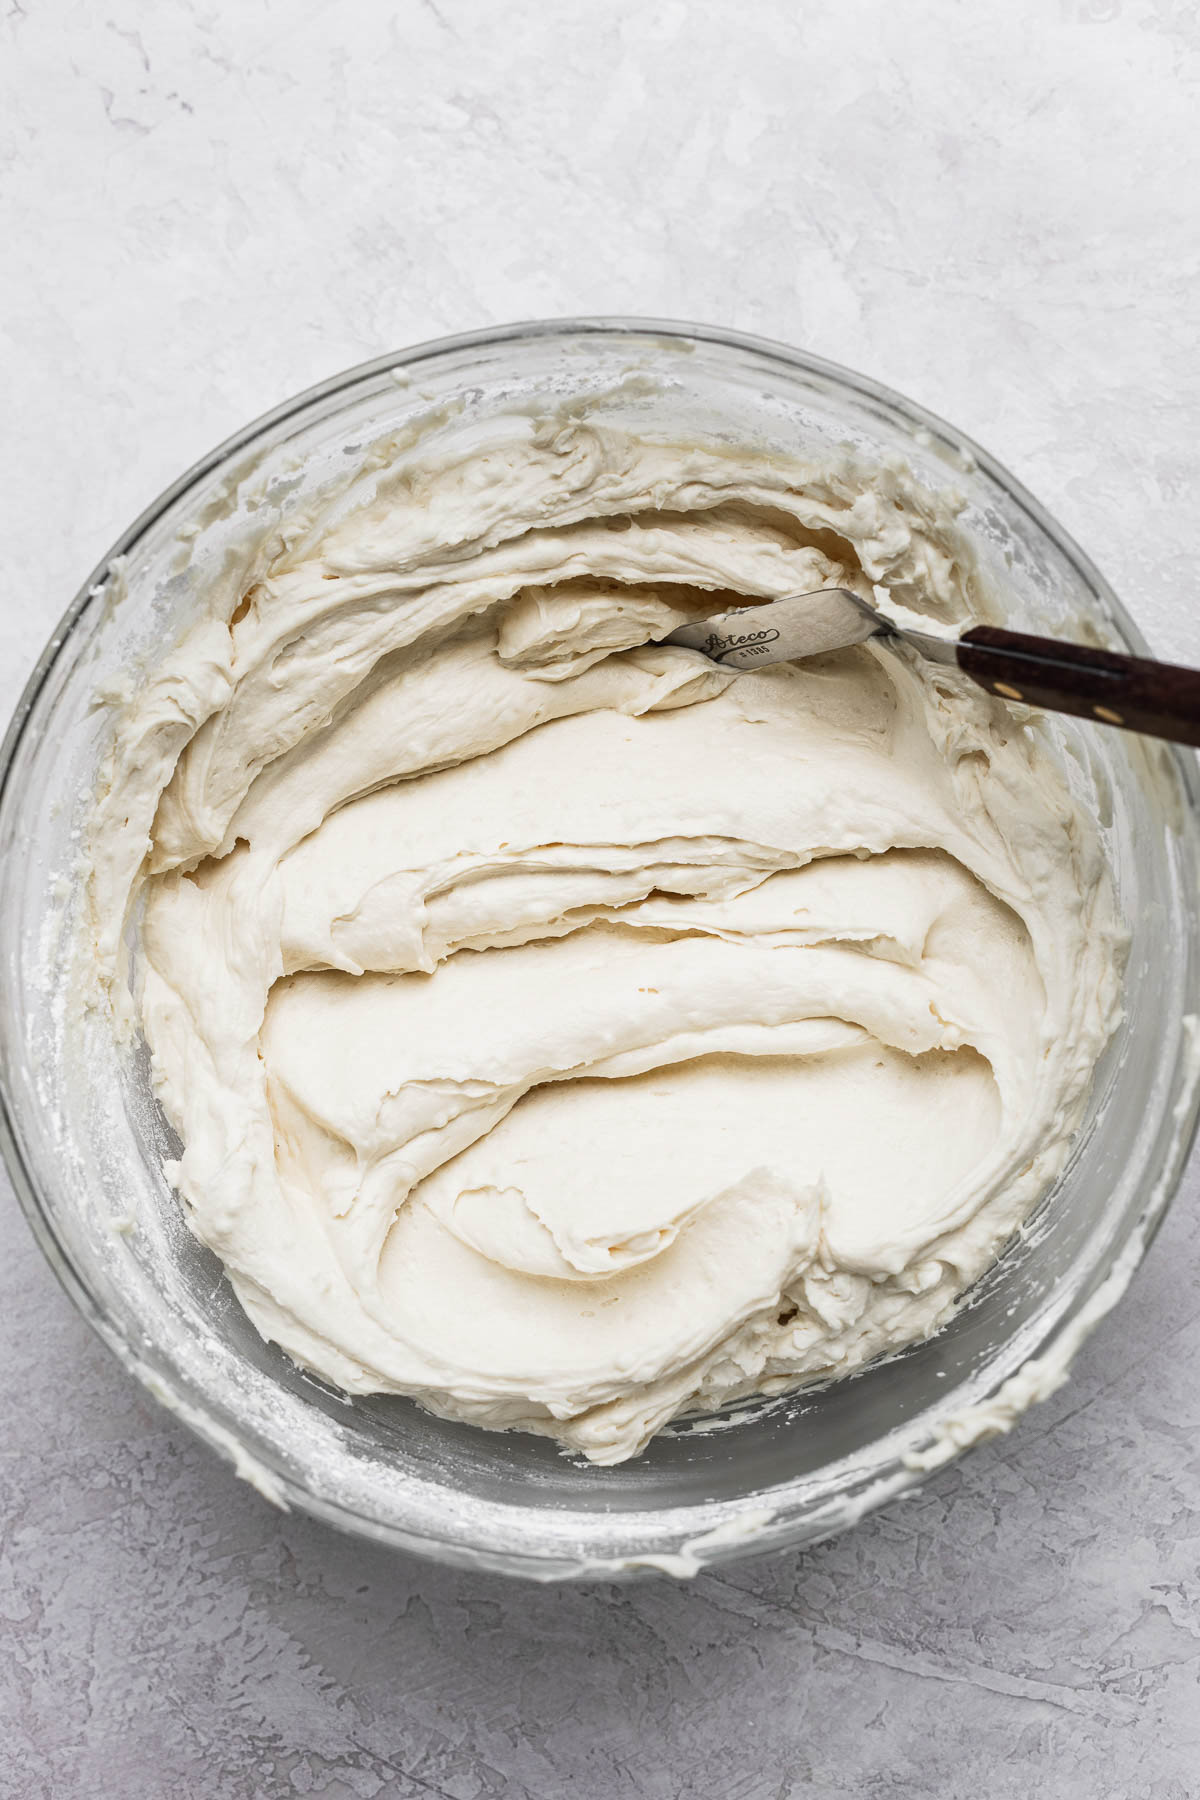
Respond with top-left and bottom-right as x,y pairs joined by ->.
3,320 -> 1199,1579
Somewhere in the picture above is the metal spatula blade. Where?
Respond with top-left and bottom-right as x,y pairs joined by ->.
661,587 -> 886,669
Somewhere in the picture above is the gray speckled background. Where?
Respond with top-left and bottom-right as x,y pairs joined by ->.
3,3 -> 1200,1795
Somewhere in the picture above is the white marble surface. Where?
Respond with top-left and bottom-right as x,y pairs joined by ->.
3,2 -> 1200,1794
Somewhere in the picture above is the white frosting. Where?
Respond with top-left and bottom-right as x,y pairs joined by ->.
89,418 -> 1123,1464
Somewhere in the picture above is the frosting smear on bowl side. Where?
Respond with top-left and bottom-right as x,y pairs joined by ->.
90,419 -> 1123,1463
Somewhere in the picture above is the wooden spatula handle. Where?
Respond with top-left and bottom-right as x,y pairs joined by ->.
957,626 -> 1200,748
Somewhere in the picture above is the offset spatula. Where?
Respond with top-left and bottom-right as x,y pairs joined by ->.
661,588 -> 1200,748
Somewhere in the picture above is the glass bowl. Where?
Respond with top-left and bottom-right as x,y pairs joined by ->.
3,320 -> 1199,1579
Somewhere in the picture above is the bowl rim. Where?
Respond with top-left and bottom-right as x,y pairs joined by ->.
4,314 -> 1200,1577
